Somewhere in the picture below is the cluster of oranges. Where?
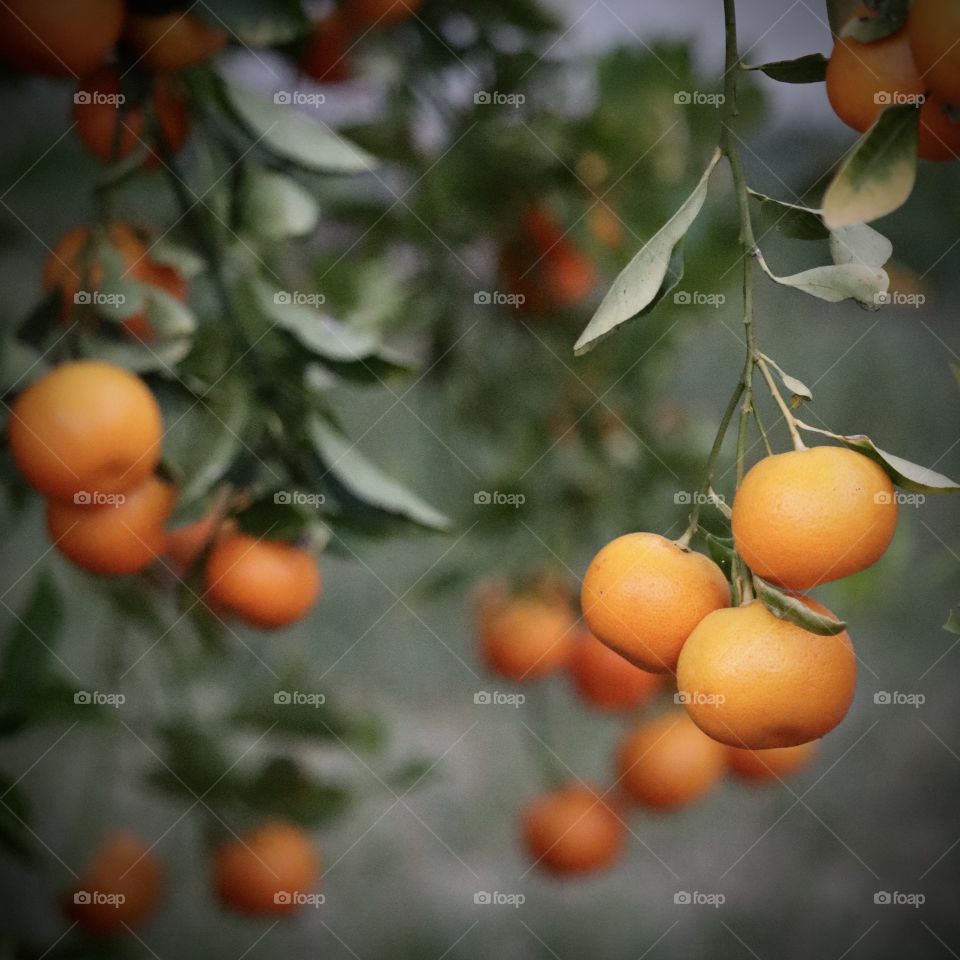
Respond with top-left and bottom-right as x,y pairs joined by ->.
66,820 -> 321,935
7,360 -> 321,629
826,1 -> 960,162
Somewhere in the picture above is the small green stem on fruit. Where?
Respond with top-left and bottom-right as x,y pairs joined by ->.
756,354 -> 807,450
752,399 -> 773,456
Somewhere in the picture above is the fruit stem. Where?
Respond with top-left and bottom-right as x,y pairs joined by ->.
756,354 -> 807,450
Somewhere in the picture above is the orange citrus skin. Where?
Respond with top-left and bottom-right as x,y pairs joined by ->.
300,13 -> 352,84
8,361 -> 163,503
204,534 -> 321,628
569,628 -> 662,712
918,96 -> 960,162
73,65 -> 190,164
726,741 -> 819,783
478,593 -> 575,682
826,25 -> 925,133
214,821 -> 320,916
616,709 -> 726,810
910,0 -> 960,107
0,0 -> 124,76
676,598 -> 857,750
65,831 -> 163,935
47,476 -> 175,575
521,784 -> 624,876
731,447 -> 898,590
580,533 -> 730,674
124,11 -> 227,72
344,0 -> 424,28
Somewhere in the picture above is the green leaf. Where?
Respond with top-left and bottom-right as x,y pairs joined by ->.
573,148 -> 721,355
148,727 -> 237,803
242,169 -> 320,240
244,756 -> 350,826
829,223 -> 893,270
745,53 -> 828,83
222,79 -> 376,175
160,376 -> 251,506
234,494 -> 317,541
760,259 -> 888,307
704,533 -> 735,578
753,578 -> 848,636
823,105 -> 919,229
795,423 -> 960,493
197,0 -> 308,45
309,417 -> 450,530
748,190 -> 829,241
827,0 -> 861,35
944,609 -> 960,635
760,354 -> 813,403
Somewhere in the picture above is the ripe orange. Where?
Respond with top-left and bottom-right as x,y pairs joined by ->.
918,96 -> 960,162
47,476 -> 175,576
616,710 -> 726,810
910,0 -> 960,107
214,821 -> 320,915
204,533 -> 321,628
0,0 -> 123,76
826,21 -> 925,133
73,65 -> 189,164
568,628 -> 662,712
726,741 -> 819,783
65,831 -> 162,935
580,533 -> 730,674
731,446 -> 898,590
43,223 -> 185,341
300,13 -> 352,84
123,11 -> 227,72
8,361 -> 163,503
344,0 -> 423,28
521,784 -> 624,875
676,598 -> 857,749
477,588 -> 575,682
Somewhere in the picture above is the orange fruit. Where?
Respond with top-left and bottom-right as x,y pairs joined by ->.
47,476 -> 175,576
300,12 -> 352,84
477,588 -> 575,682
586,205 -> 624,249
344,0 -> 423,28
568,628 -> 662,712
826,20 -> 925,133
918,95 -> 960,162
73,65 -> 189,164
123,11 -> 227,72
65,831 -> 162,935
731,446 -> 898,590
580,533 -> 730,674
910,0 -> 960,107
0,0 -> 124,76
520,784 -> 624,875
204,533 -> 321,628
726,741 -> 819,783
676,598 -> 857,749
8,361 -> 163,503
214,821 -> 320,915
43,223 -> 185,341
616,709 -> 726,810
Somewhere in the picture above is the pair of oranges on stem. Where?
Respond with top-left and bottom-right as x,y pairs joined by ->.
66,820 -> 321,935
8,360 -> 320,629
